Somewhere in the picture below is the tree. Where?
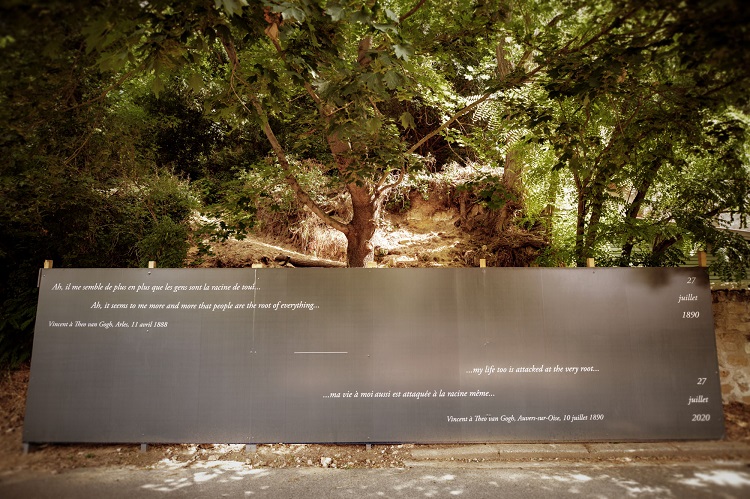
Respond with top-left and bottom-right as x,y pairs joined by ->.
83,0 -> 528,266
511,0 -> 750,271
0,1 -> 198,367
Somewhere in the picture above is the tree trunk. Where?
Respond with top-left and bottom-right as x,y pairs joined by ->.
574,183 -> 588,267
345,182 -> 379,267
651,235 -> 682,264
274,254 -> 346,268
620,167 -> 658,264
583,192 -> 605,263
575,174 -> 606,267
346,228 -> 375,267
325,130 -> 386,267
496,148 -> 523,232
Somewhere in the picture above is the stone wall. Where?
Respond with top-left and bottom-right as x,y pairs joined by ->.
712,290 -> 750,404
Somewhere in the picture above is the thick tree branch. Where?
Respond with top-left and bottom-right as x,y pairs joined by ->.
406,93 -> 492,155
220,37 -> 349,234
571,7 -> 639,54
651,234 -> 683,258
247,94 -> 350,234
274,253 -> 346,268
406,52 -> 552,158
376,165 -> 406,194
400,0 -> 428,22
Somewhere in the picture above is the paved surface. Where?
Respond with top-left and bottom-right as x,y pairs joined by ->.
406,441 -> 750,464
2,461 -> 750,498
2,441 -> 750,498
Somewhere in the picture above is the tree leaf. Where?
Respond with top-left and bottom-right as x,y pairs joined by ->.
366,116 -> 382,134
325,6 -> 345,21
383,70 -> 402,90
360,72 -> 383,92
399,111 -> 416,130
280,6 -> 306,22
393,44 -> 411,60
187,72 -> 203,92
151,76 -> 165,97
373,23 -> 396,33
215,0 -> 247,17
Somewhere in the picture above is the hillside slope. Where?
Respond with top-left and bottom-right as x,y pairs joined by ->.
190,186 -> 546,268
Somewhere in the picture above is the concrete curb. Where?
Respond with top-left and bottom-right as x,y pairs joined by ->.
405,441 -> 750,465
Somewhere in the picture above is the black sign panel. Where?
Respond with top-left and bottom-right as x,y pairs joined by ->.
24,268 -> 724,444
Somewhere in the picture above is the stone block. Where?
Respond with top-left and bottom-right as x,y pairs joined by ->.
726,354 -> 750,367
588,443 -> 678,458
722,341 -> 739,352
495,444 -> 589,459
409,445 -> 499,461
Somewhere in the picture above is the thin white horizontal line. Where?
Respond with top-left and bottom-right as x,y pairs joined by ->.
293,351 -> 348,354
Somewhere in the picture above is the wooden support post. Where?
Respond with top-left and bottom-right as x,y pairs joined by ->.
366,443 -> 372,451
586,258 -> 595,268
148,261 -> 157,269
251,263 -> 263,268
140,443 -> 148,453
698,251 -> 707,268
479,258 -> 486,268
43,260 -> 53,269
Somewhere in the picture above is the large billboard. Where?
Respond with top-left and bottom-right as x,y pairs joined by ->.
24,267 -> 724,443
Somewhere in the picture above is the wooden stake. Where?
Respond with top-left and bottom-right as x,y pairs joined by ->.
251,263 -> 263,268
43,260 -> 53,269
479,258 -> 486,268
698,251 -> 707,268
586,258 -> 595,268
148,261 -> 156,269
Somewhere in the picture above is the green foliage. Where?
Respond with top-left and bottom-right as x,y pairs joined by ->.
0,286 -> 37,369
3,0 -> 750,362
136,85 -> 229,180
137,218 -> 190,268
508,0 -> 750,270
383,168 -> 433,213
0,2 -> 204,368
197,154 -> 350,248
0,169 -> 197,367
456,173 -> 517,211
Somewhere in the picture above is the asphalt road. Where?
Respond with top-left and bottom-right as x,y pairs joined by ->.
2,460 -> 750,498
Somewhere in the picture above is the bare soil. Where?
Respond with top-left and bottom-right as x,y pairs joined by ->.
2,366 -> 748,473
188,211 -> 474,269
187,188 -> 544,269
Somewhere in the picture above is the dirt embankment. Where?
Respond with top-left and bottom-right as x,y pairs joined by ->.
190,183 -> 546,270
